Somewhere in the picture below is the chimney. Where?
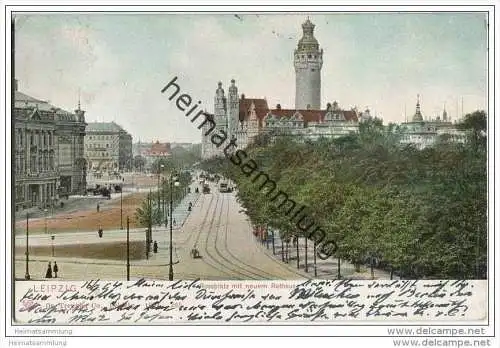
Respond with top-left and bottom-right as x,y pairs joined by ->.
276,104 -> 281,110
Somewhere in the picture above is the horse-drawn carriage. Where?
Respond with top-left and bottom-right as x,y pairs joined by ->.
191,246 -> 200,258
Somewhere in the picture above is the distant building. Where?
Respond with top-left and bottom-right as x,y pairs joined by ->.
14,81 -> 86,211
85,122 -> 133,173
170,142 -> 194,149
132,140 -> 151,157
398,95 -> 466,149
133,140 -> 171,169
145,141 -> 171,168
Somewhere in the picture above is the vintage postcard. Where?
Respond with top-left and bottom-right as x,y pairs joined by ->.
2,1 -> 498,346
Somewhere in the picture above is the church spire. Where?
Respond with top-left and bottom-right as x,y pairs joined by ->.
77,88 -> 81,111
412,94 -> 424,122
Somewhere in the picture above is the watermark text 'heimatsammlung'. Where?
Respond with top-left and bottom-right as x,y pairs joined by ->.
161,76 -> 338,259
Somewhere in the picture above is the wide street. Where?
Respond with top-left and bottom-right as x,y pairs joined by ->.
14,181 -> 310,280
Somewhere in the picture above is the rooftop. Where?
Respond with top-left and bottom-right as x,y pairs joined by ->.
15,91 -> 78,122
86,121 -> 128,133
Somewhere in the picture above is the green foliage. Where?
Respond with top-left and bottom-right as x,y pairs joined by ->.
135,192 -> 161,227
135,172 -> 193,228
151,145 -> 202,173
133,155 -> 146,171
201,111 -> 488,279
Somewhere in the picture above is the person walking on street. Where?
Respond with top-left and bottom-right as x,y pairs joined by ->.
153,241 -> 158,254
45,262 -> 53,279
53,262 -> 59,278
173,219 -> 177,226
97,203 -> 100,212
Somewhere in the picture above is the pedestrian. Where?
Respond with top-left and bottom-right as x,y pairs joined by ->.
53,262 -> 59,278
153,241 -> 158,254
45,262 -> 53,279
97,203 -> 100,212
173,219 -> 177,226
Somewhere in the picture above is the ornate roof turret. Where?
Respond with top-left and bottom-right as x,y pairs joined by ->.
216,81 -> 225,97
412,94 -> 424,122
442,103 -> 448,121
297,17 -> 319,52
228,79 -> 237,94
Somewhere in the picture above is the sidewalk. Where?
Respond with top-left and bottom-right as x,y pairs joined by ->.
256,229 -> 399,280
147,184 -> 200,264
14,184 -> 201,269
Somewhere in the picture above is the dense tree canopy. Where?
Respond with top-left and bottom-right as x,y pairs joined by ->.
151,144 -> 201,174
201,111 -> 488,279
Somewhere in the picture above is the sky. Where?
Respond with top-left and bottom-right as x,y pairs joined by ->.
14,12 -> 488,143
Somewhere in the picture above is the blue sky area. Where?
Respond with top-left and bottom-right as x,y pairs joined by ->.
14,12 -> 487,143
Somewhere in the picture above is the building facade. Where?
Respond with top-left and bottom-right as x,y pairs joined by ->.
133,140 -> 171,170
399,96 -> 467,149
85,122 -> 133,173
55,104 -> 87,196
201,18 -> 360,160
14,82 -> 87,211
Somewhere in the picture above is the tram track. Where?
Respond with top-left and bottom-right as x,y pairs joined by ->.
200,192 -> 260,280
216,192 -> 283,279
209,192 -> 265,280
226,193 -> 312,279
187,190 -> 251,279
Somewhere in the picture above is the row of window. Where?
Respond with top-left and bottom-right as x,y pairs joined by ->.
86,143 -> 110,148
16,130 -> 54,148
15,153 -> 56,174
88,135 -> 115,140
298,54 -> 319,59
88,152 -> 111,157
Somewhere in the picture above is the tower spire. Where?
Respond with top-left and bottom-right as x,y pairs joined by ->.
77,88 -> 81,111
412,94 -> 423,122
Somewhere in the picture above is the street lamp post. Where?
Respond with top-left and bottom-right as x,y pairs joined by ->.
25,213 -> 30,280
51,235 -> 55,257
158,164 -> 164,224
169,173 -> 179,281
120,187 -> 123,230
44,209 -> 48,234
126,216 -> 130,281
296,235 -> 300,269
304,236 -> 308,273
313,241 -> 317,277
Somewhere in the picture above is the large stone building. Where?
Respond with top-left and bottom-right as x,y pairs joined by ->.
399,96 -> 466,149
14,81 -> 86,211
202,18 -> 360,159
85,122 -> 133,173
56,102 -> 87,196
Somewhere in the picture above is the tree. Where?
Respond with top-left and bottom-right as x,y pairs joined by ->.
457,110 -> 487,150
200,115 -> 487,279
133,155 -> 146,172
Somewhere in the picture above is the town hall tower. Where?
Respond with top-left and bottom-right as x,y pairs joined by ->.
294,18 -> 323,110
